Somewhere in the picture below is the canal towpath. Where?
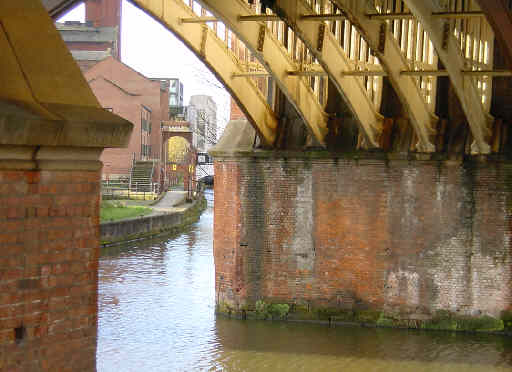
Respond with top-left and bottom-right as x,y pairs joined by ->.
100,187 -> 206,245
123,188 -> 189,215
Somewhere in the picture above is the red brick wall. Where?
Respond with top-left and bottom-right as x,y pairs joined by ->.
85,57 -> 166,179
0,169 -> 100,371
85,0 -> 122,58
89,77 -> 140,178
214,161 -> 242,306
86,0 -> 122,28
230,99 -> 246,121
214,155 -> 512,320
77,60 -> 100,73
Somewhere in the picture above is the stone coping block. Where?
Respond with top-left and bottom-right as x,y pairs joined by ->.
0,101 -> 132,149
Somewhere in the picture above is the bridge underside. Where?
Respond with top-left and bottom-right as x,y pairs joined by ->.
1,0 -> 512,370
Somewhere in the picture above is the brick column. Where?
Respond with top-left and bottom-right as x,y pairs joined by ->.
0,107 -> 131,372
0,1 -> 132,368
0,146 -> 108,371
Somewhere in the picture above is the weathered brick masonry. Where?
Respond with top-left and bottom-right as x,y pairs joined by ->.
0,169 -> 101,371
214,153 -> 512,326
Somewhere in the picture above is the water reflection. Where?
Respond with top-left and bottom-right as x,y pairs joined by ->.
97,190 -> 512,372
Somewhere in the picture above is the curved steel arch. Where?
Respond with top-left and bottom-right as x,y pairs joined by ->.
273,0 -> 383,147
477,0 -> 512,69
197,0 -> 328,146
403,0 -> 491,154
122,0 -> 279,146
330,0 -> 436,152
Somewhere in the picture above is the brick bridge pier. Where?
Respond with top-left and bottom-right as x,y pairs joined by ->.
211,120 -> 512,329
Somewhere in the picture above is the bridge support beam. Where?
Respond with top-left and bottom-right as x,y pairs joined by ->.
331,0 -> 437,152
272,0 -> 384,148
211,121 -> 512,330
0,146 -> 106,371
197,0 -> 329,145
403,0 -> 492,154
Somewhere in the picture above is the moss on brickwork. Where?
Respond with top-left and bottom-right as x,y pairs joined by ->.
249,301 -> 290,320
419,311 -> 504,332
218,300 -> 291,321
501,311 -> 512,331
216,301 -> 505,333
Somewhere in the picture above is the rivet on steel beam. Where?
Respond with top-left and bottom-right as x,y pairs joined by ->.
317,23 -> 325,52
378,23 -> 386,54
257,25 -> 266,52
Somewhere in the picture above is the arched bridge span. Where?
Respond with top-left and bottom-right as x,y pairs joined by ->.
42,0 -> 512,154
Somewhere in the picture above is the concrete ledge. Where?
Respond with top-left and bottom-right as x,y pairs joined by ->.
0,145 -> 105,171
100,194 -> 207,246
0,101 -> 133,148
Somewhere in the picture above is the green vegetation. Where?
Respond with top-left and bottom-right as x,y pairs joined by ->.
101,195 -> 207,246
217,301 -> 506,334
246,300 -> 290,320
420,311 -> 504,332
100,200 -> 152,222
501,311 -> 512,331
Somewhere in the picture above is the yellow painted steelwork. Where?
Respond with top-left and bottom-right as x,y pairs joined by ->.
0,0 -> 99,116
1,0 -> 133,150
131,0 -> 278,146
403,0 -> 492,154
274,0 -> 383,148
331,0 -> 437,152
197,0 -> 329,145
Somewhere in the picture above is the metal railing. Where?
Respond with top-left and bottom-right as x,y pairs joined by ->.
101,178 -> 160,200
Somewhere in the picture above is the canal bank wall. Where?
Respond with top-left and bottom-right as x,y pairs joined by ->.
100,193 -> 207,246
212,147 -> 512,334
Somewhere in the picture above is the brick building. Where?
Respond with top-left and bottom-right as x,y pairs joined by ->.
56,21 -> 118,71
55,0 -> 176,185
84,56 -> 170,181
56,0 -> 122,71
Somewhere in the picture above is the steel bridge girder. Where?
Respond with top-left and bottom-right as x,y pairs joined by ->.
403,0 -> 492,154
331,0 -> 437,152
132,0 -> 278,146
197,0 -> 329,146
476,0 -> 512,70
276,0 -> 383,148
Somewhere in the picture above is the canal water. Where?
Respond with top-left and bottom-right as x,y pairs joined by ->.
97,190 -> 512,372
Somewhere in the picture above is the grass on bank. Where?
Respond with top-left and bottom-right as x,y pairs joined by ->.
100,200 -> 153,222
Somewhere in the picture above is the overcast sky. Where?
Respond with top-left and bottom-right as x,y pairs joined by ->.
58,1 -> 231,133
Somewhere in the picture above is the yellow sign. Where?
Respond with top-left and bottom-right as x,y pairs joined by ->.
172,164 -> 177,171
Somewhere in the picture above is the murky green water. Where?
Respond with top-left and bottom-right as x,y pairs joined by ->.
97,190 -> 512,371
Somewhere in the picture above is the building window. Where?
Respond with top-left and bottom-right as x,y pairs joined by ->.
141,106 -> 152,160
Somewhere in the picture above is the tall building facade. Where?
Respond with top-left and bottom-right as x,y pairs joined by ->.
187,95 -> 217,152
169,79 -> 185,115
